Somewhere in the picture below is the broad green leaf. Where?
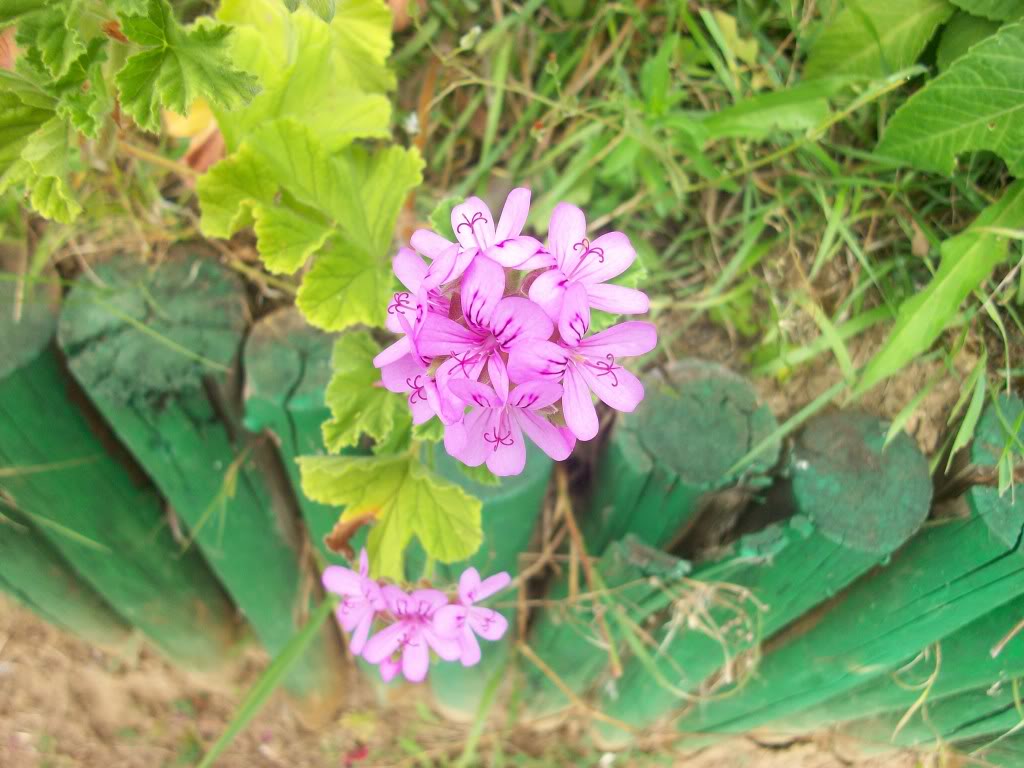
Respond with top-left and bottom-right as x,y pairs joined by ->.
285,0 -> 337,22
0,0 -> 45,26
298,454 -> 483,581
295,239 -> 387,331
195,146 -> 276,238
17,0 -> 85,79
877,23 -> 1024,174
710,10 -> 758,65
252,202 -> 333,274
4,116 -> 82,223
701,80 -> 842,140
950,0 -> 1024,20
328,0 -> 395,93
856,180 -> 1024,395
0,91 -> 51,170
215,0 -> 390,151
936,11 -> 1001,70
321,331 -> 410,451
52,38 -> 111,138
804,0 -> 955,79
115,0 -> 259,133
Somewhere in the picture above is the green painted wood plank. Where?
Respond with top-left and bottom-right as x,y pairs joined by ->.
593,411 -> 932,747
784,594 -> 1024,734
521,361 -> 777,720
0,511 -> 132,649
57,252 -> 344,703
582,360 -> 780,554
0,281 -> 238,669
671,398 -> 1024,740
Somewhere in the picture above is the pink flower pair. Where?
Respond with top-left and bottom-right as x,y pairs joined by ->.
323,550 -> 510,683
374,189 -> 657,476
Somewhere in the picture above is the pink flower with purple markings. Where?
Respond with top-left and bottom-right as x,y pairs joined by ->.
434,568 -> 510,666
444,357 -> 575,477
374,189 -> 656,476
361,586 -> 462,683
529,202 -> 649,325
508,322 -> 658,441
322,549 -> 385,656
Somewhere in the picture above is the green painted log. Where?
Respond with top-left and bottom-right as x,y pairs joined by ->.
521,361 -> 777,720
0,511 -> 132,649
956,731 -> 1024,766
593,410 -> 931,747
784,593 -> 1024,734
0,281 -> 237,669
57,252 -> 344,703
426,444 -> 552,719
242,307 -> 348,568
670,396 -> 1024,741
582,360 -> 780,554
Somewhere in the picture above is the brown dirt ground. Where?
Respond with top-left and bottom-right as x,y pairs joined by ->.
1,594 -> 943,768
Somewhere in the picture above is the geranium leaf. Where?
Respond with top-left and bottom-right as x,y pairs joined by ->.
804,0 -> 954,79
298,454 -> 483,581
295,238 -> 388,331
16,0 -> 86,79
251,202 -> 334,275
115,0 -> 259,133
321,331 -> 411,451
195,146 -> 276,238
876,22 -> 1024,175
950,0 -> 1024,21
327,0 -> 395,93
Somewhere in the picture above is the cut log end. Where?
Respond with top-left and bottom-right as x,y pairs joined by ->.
791,410 -> 931,555
0,280 -> 58,381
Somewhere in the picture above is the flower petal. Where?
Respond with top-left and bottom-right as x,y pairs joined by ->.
485,411 -> 526,476
449,378 -> 502,409
491,297 -> 555,351
507,340 -> 569,385
509,380 -> 563,411
488,353 -> 510,403
527,268 -> 569,321
380,353 -> 425,394
472,572 -> 512,602
579,321 -> 658,358
452,197 -> 496,251
322,565 -> 360,596
411,229 -> 454,260
402,632 -> 430,682
424,626 -> 463,662
373,336 -> 411,369
558,281 -> 591,347
349,608 -> 375,656
423,243 -> 476,289
433,604 -> 468,637
487,235 -> 547,269
361,621 -> 406,664
468,606 -> 509,641
379,657 -> 401,682
458,624 -> 481,666
547,203 -> 587,273
445,407 -> 494,467
393,247 -> 428,292
580,359 -> 645,413
514,408 -> 575,461
584,283 -> 650,315
494,187 -> 531,242
358,548 -> 369,577
411,588 -> 450,614
461,255 -> 506,331
417,314 -> 482,359
458,567 -> 482,604
572,232 -> 635,283
562,363 -> 598,441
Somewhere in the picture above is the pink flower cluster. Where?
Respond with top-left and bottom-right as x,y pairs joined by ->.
374,190 -> 658,476
323,550 -> 510,683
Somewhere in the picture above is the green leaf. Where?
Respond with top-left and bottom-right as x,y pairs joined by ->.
804,0 -> 955,79
52,38 -> 111,138
950,0 -> 1024,20
286,0 -> 336,22
327,0 -> 395,93
298,454 -> 483,581
252,202 -> 333,275
1,116 -> 82,223
296,239 -> 388,331
936,11 -> 1002,70
321,331 -> 410,452
0,91 -> 51,171
195,146 -> 276,238
0,0 -> 45,26
946,353 -> 987,470
115,0 -> 259,133
17,0 -> 86,79
701,79 -> 842,140
216,0 -> 390,151
856,180 -> 1024,395
877,22 -> 1024,174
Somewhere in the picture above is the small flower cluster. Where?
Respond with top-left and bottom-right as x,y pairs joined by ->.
374,189 -> 658,476
323,550 -> 510,682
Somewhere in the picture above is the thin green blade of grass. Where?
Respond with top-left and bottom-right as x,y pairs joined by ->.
945,353 -> 987,471
884,373 -> 940,447
455,656 -> 508,768
196,596 -> 337,768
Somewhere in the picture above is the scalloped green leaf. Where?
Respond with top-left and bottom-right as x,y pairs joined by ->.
950,0 -> 1024,20
298,454 -> 483,581
877,22 -> 1024,175
936,11 -> 1001,71
115,0 -> 259,133
804,0 -> 955,79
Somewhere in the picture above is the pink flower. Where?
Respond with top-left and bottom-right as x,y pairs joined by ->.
508,321 -> 657,441
528,203 -> 649,327
444,356 -> 575,476
434,568 -> 510,666
373,248 -> 450,370
322,549 -> 385,656
411,188 -> 550,289
362,586 -> 462,683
